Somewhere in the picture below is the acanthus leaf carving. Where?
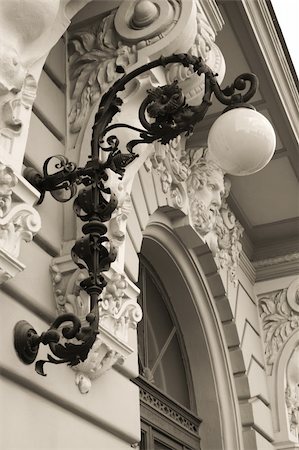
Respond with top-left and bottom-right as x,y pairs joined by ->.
68,9 -> 137,134
147,136 -> 189,210
259,278 -> 299,367
213,186 -> 244,283
99,272 -> 143,342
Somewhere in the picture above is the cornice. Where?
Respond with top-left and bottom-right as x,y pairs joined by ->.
239,251 -> 255,285
254,253 -> 299,282
240,0 -> 299,146
199,0 -> 224,34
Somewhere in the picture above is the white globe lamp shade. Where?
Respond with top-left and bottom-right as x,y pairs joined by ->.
207,108 -> 276,176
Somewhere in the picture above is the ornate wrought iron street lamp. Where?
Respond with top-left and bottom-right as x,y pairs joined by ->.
13,53 -> 275,376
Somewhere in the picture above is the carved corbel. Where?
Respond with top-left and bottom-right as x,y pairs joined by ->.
67,0 -> 207,148
51,257 -> 142,393
0,163 -> 41,283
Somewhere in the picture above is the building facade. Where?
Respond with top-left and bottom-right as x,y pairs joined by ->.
0,1 -> 298,450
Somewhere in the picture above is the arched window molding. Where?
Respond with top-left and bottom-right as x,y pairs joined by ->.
270,329 -> 299,447
139,212 -> 244,450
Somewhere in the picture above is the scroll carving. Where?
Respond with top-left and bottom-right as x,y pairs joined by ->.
0,163 -> 41,260
51,261 -> 141,393
166,0 -> 225,103
99,272 -> 142,341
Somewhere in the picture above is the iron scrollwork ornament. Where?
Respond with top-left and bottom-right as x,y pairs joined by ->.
14,53 -> 257,376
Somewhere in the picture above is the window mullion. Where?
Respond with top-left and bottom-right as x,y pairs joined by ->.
151,326 -> 176,376
142,267 -> 150,369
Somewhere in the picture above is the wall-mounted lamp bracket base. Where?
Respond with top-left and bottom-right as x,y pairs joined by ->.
14,320 -> 40,365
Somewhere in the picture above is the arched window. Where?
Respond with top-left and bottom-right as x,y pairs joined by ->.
136,256 -> 201,450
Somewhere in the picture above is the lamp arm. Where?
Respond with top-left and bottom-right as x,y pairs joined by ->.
211,73 -> 258,107
15,53 -> 259,379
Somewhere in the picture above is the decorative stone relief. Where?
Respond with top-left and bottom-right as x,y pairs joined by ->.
114,0 -> 182,48
214,186 -> 244,282
68,8 -> 137,135
0,0 -> 89,171
186,149 -> 225,235
0,42 -> 37,163
67,0 -> 215,147
258,278 -> 299,446
51,258 -> 142,393
165,0 -> 225,104
99,272 -> 142,341
259,278 -> 299,367
186,149 -> 243,282
147,142 -> 243,282
0,163 -> 41,282
145,135 -> 189,211
108,181 -> 132,251
286,346 -> 299,439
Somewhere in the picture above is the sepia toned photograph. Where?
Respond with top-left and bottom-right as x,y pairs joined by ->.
0,1 -> 298,449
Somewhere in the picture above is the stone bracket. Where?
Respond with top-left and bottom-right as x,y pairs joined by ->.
51,255 -> 142,393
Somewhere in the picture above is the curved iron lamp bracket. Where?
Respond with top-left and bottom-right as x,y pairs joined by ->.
14,53 -> 258,376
